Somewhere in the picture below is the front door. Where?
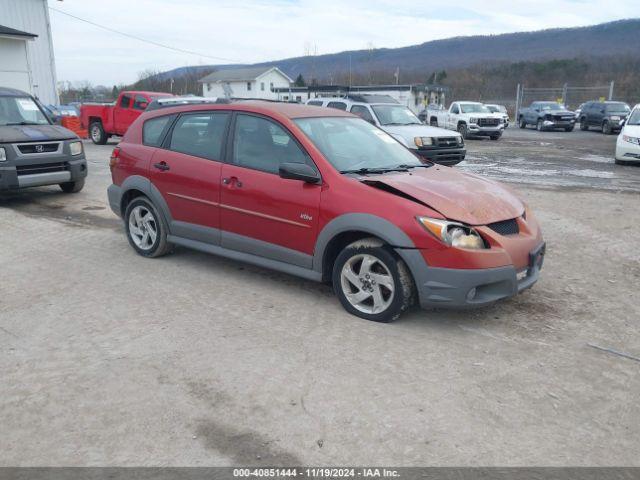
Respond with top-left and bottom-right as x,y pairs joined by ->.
219,113 -> 321,267
151,112 -> 230,243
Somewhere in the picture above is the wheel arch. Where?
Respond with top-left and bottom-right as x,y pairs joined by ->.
119,175 -> 173,227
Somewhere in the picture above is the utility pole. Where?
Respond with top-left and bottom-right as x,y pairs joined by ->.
515,83 -> 521,122
609,81 -> 615,100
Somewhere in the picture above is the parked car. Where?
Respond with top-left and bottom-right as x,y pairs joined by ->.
579,101 -> 631,134
418,103 -> 444,123
80,90 -> 172,144
107,101 -> 544,322
518,101 -> 576,131
615,104 -> 640,165
484,104 -> 510,128
0,87 -> 87,193
574,102 -> 586,120
306,95 -> 465,166
429,102 -> 505,140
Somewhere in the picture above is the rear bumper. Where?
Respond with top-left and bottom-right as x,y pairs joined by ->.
397,242 -> 545,309
415,147 -> 466,166
107,184 -> 123,217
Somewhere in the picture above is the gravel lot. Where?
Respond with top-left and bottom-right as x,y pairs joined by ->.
1,127 -> 639,466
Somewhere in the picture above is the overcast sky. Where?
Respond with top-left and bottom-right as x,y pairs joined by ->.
49,0 -> 637,86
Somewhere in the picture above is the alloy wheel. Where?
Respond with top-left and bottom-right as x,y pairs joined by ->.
340,254 -> 395,314
128,205 -> 158,251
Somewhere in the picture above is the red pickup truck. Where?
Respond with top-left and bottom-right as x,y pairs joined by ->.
80,91 -> 172,144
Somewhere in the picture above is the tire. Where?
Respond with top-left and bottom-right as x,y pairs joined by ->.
332,238 -> 415,323
602,121 -> 612,135
89,121 -> 107,145
430,118 -> 438,127
580,118 -> 588,130
564,126 -> 574,132
457,123 -> 468,140
519,117 -> 526,129
536,119 -> 544,131
490,134 -> 501,141
124,196 -> 172,258
59,178 -> 85,193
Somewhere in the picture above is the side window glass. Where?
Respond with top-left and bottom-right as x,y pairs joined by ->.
143,115 -> 173,146
452,105 -> 459,114
120,95 -> 132,108
350,105 -> 375,123
308,101 -> 323,106
133,95 -> 149,111
169,113 -> 229,160
327,102 -> 347,111
232,114 -> 309,174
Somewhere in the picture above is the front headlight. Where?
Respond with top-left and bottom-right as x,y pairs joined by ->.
70,141 -> 83,156
414,137 -> 434,147
623,135 -> 640,145
0,147 -> 6,162
456,136 -> 464,145
469,117 -> 478,124
417,217 -> 487,249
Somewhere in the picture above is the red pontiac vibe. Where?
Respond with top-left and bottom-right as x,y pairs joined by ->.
107,101 -> 545,322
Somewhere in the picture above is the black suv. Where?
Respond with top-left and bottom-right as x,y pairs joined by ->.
0,87 -> 87,193
579,101 -> 631,134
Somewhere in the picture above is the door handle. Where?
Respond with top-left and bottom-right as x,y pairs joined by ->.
153,161 -> 170,171
222,177 -> 242,188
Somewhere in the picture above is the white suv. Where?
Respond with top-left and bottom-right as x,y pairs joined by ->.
306,95 -> 466,166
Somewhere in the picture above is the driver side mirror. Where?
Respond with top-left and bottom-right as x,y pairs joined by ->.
279,162 -> 321,184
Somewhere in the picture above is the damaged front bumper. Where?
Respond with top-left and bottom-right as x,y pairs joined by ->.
396,242 -> 545,309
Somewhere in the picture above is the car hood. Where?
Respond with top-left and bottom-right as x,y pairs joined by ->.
543,109 -> 574,115
622,124 -> 640,136
0,124 -> 77,143
361,167 -> 524,225
382,124 -> 461,139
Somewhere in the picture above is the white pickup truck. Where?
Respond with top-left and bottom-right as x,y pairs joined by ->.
428,101 -> 505,140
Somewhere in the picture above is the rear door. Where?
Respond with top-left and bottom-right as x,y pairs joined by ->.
219,113 -> 321,266
150,111 -> 230,243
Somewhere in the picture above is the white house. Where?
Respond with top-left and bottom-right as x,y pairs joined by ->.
199,66 -> 292,100
0,0 -> 59,105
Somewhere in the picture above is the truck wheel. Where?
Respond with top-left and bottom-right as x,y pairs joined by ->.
430,117 -> 438,127
536,119 -> 544,131
564,125 -> 574,132
602,121 -> 612,135
490,134 -> 501,140
519,117 -> 526,129
457,124 -> 468,139
89,121 -> 107,145
332,238 -> 415,323
59,178 -> 85,193
124,196 -> 172,258
580,118 -> 588,130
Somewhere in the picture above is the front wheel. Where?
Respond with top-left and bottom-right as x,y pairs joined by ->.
519,117 -> 526,129
457,123 -> 468,139
333,238 -> 415,323
580,118 -> 588,130
124,197 -> 172,258
59,178 -> 85,193
602,121 -> 612,135
536,119 -> 544,131
490,134 -> 501,140
565,126 -> 575,132
89,121 -> 107,145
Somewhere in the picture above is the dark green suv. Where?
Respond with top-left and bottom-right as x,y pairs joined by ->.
579,101 -> 631,134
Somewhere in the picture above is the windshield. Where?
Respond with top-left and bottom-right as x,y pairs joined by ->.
485,105 -> 500,113
0,96 -> 50,126
605,103 -> 630,114
459,103 -> 490,113
370,105 -> 421,126
627,109 -> 640,126
295,117 -> 423,172
538,102 -> 563,111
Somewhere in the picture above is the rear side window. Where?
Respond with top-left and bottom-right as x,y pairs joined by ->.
120,95 -> 132,108
143,115 -> 173,147
350,105 -> 375,123
307,101 -> 323,106
327,102 -> 347,111
232,114 -> 309,174
133,95 -> 149,110
169,112 -> 229,160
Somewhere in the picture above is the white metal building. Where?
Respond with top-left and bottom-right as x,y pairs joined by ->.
199,66 -> 292,100
0,0 -> 58,104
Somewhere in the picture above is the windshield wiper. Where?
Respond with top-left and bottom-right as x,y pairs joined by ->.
340,167 -> 409,175
396,163 -> 433,169
5,121 -> 43,126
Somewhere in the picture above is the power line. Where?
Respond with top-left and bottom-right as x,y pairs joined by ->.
48,6 -> 238,63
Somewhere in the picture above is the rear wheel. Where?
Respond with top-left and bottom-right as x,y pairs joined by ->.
89,121 -> 107,145
332,238 -> 415,323
602,121 -> 612,135
124,196 -> 172,258
457,123 -> 468,139
59,178 -> 85,193
519,117 -> 526,129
